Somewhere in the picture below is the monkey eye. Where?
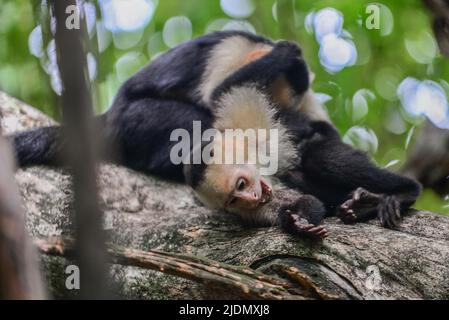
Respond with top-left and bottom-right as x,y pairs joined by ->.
236,178 -> 246,191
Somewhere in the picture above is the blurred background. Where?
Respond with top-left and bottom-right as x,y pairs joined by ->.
1,0 -> 448,214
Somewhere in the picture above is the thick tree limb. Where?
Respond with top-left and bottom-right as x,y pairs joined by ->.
2,91 -> 449,300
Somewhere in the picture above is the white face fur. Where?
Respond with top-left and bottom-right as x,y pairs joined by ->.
195,163 -> 273,214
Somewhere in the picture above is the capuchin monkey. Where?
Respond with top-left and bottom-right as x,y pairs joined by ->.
10,31 -> 421,239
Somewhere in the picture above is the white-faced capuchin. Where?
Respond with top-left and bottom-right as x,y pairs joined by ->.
10,31 -> 421,239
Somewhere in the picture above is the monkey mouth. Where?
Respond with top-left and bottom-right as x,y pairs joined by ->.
259,179 -> 272,206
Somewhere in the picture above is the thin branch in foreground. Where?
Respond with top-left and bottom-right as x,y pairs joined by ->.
35,237 -> 309,300
51,0 -> 109,298
0,134 -> 46,299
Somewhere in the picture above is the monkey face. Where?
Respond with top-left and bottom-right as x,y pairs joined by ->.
224,166 -> 273,211
195,163 -> 273,215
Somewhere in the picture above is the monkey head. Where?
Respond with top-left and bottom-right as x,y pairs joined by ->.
184,162 -> 273,215
183,137 -> 273,218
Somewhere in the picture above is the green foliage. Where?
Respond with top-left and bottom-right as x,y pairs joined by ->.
0,0 -> 448,214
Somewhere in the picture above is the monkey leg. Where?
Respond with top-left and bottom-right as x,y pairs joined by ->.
298,130 -> 422,229
278,195 -> 328,239
338,187 -> 415,228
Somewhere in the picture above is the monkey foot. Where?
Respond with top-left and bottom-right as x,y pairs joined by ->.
338,187 -> 381,224
338,188 -> 402,228
284,211 -> 328,239
377,196 -> 401,229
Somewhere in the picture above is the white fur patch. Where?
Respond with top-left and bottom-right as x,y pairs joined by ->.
198,36 -> 273,106
213,86 -> 297,173
295,89 -> 331,122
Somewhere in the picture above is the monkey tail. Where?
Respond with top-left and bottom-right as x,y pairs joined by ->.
9,114 -> 110,168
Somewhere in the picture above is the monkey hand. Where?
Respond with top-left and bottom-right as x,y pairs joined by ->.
278,196 -> 328,239
271,41 -> 303,68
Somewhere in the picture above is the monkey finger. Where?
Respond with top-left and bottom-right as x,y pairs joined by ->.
394,200 -> 401,220
377,205 -> 386,227
295,223 -> 315,231
385,198 -> 398,227
316,228 -> 329,238
385,204 -> 396,229
307,226 -> 326,234
389,197 -> 402,228
353,187 -> 364,201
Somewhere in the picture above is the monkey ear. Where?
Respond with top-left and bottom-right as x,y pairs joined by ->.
182,140 -> 209,189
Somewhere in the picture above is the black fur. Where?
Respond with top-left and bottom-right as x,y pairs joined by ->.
122,31 -> 273,105
10,31 -> 421,234
11,126 -> 63,167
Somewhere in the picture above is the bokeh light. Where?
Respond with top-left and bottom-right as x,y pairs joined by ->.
99,0 -> 157,33
350,89 -> 375,122
319,33 -> 357,73
307,8 -> 357,73
44,39 -> 62,95
374,67 -> 402,101
162,16 -> 193,48
96,20 -> 112,52
115,52 -> 147,82
314,92 -> 333,105
309,8 -> 343,42
222,20 -> 256,34
343,126 -> 379,155
147,32 -> 166,58
377,3 -> 394,36
398,77 -> 449,129
405,31 -> 438,65
87,52 -> 97,81
220,0 -> 255,19
113,29 -> 143,50
28,25 -> 43,58
83,1 -> 97,37
384,108 -> 407,135
205,18 -> 230,33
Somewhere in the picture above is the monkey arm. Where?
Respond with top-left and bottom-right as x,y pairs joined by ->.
210,41 -> 309,104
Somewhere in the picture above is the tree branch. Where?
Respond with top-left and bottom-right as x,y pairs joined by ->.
35,237 -> 306,300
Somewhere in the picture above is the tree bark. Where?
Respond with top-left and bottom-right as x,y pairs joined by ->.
1,91 -> 449,300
